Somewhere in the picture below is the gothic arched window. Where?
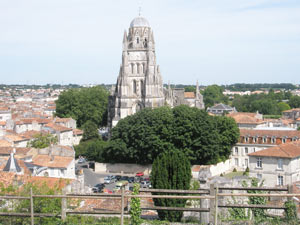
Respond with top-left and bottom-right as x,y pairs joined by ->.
140,64 -> 143,74
133,80 -> 137,94
137,63 -> 140,74
131,63 -> 134,74
137,37 -> 139,44
140,80 -> 144,96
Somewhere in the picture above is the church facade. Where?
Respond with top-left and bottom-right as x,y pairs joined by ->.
108,16 -> 204,128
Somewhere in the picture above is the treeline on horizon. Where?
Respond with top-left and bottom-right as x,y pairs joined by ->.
0,83 -> 298,91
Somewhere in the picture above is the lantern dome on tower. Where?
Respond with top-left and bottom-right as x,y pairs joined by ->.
130,16 -> 150,28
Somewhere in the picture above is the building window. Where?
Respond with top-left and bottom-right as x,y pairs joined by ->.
256,157 -> 262,168
235,158 -> 239,166
263,137 -> 267,143
278,175 -> 284,186
245,159 -> 248,167
277,159 -> 283,169
257,174 -> 262,180
235,147 -> 238,155
133,80 -> 137,94
245,137 -> 249,142
271,137 -> 275,144
245,147 -> 248,154
253,137 -> 257,143
282,138 -> 286,144
253,147 -> 255,152
136,37 -> 139,44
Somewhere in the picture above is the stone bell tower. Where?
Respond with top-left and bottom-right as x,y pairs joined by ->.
108,16 -> 165,127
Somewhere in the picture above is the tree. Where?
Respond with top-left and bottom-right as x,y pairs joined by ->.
277,102 -> 290,113
82,120 -> 99,141
184,86 -> 196,93
74,138 -> 108,161
289,96 -> 300,108
27,133 -> 57,149
104,106 -> 174,164
202,85 -> 228,108
151,149 -> 192,222
55,86 -> 109,127
105,105 -> 239,165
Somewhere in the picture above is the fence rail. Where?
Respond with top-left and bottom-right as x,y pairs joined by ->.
0,184 -> 294,225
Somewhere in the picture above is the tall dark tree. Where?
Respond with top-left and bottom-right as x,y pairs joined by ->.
55,86 -> 109,127
151,149 -> 192,222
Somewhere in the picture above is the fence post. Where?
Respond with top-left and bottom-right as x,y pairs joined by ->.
121,186 -> 125,225
30,188 -> 34,225
61,189 -> 67,221
209,183 -> 215,224
288,184 -> 293,201
214,185 -> 218,225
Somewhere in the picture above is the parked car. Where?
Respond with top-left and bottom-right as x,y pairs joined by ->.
113,181 -> 129,192
128,177 -> 135,183
78,157 -> 87,164
140,181 -> 152,189
104,175 -> 115,184
120,176 -> 129,181
135,172 -> 144,177
92,183 -> 105,193
115,175 -> 121,181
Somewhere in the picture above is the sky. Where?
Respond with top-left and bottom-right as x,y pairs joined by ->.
0,0 -> 300,85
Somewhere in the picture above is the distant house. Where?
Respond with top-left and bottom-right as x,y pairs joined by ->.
227,112 -> 266,129
43,123 -> 73,146
283,108 -> 300,121
207,103 -> 236,116
0,107 -> 11,122
248,141 -> 300,187
27,145 -> 75,179
231,128 -> 300,171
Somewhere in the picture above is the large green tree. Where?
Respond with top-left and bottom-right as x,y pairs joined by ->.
151,149 -> 192,222
202,85 -> 228,108
104,105 -> 239,165
55,86 -> 109,128
289,95 -> 300,108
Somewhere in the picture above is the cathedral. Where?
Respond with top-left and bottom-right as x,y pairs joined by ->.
108,16 -> 204,128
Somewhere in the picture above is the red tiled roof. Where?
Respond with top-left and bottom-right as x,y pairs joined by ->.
227,114 -> 265,124
283,108 -> 300,113
239,129 -> 300,138
184,92 -> 195,99
44,123 -> 72,132
73,129 -> 83,135
32,155 -> 73,168
248,141 -> 300,158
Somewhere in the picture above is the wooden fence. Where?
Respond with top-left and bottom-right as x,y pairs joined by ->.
0,184 -> 297,225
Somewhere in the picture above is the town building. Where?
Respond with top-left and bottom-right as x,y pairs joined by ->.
248,141 -> 300,187
227,112 -> 266,129
231,128 -> 300,171
207,103 -> 236,116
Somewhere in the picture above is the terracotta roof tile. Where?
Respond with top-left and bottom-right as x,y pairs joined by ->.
248,141 -> 300,158
32,155 -> 73,168
184,92 -> 195,99
73,129 -> 83,135
44,123 -> 72,132
239,129 -> 300,138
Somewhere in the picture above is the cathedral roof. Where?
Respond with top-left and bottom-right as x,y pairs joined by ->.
130,16 -> 150,28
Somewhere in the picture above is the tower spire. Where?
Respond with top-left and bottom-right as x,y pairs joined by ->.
138,0 -> 142,16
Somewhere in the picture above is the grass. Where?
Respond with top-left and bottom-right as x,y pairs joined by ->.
224,171 -> 244,179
